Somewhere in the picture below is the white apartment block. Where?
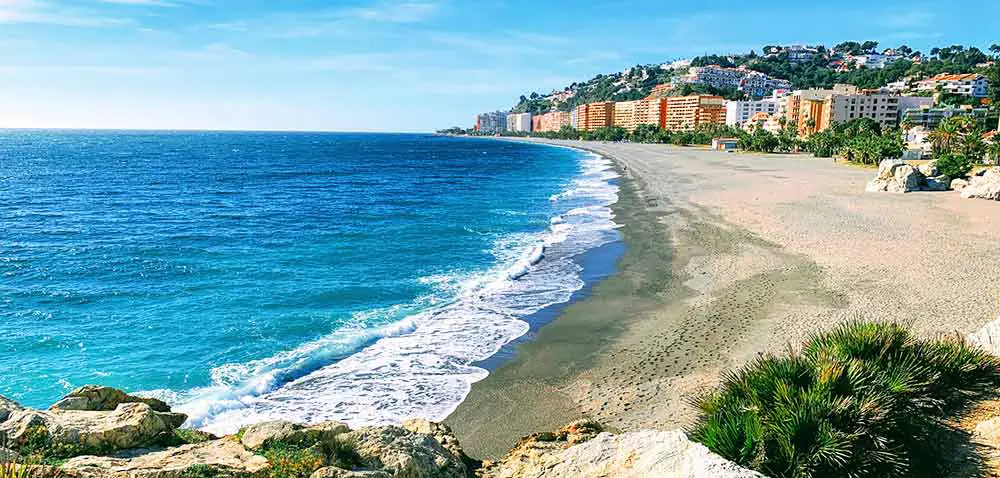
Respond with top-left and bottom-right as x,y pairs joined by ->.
725,98 -> 781,126
916,74 -> 990,98
851,53 -> 903,69
506,112 -> 533,133
680,66 -> 791,97
828,92 -> 900,130
476,111 -> 507,134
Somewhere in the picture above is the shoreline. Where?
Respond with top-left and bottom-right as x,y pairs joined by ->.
445,140 -> 1000,459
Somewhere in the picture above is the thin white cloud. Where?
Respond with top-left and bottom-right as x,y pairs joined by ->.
0,64 -> 171,75
0,0 -> 129,26
99,0 -> 179,6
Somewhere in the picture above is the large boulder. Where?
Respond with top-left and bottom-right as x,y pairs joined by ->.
343,425 -> 467,478
50,385 -> 171,413
918,160 -> 939,177
0,396 -> 24,423
479,424 -> 766,478
311,467 -> 391,478
968,316 -> 1000,356
866,159 -> 923,193
2,403 -> 187,453
961,167 -> 1000,200
924,175 -> 952,191
62,439 -> 269,478
239,420 -> 350,451
951,178 -> 970,191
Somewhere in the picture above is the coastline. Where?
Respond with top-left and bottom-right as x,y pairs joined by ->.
446,140 -> 1000,459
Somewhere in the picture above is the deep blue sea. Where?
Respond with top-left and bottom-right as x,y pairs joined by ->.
0,131 -> 619,434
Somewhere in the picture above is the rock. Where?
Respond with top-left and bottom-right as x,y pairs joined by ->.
918,160 -> 939,177
344,425 -> 467,478
0,396 -> 24,423
311,467 -> 391,478
924,175 -> 952,191
968,316 -> 1000,356
2,403 -> 187,453
479,427 -> 766,478
50,385 -> 171,413
866,159 -> 923,193
62,439 -> 269,478
239,420 -> 350,451
951,178 -> 969,191
961,167 -> 1000,200
401,419 -> 474,468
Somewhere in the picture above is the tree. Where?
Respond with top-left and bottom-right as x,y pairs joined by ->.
861,40 -> 879,53
927,119 -> 961,154
988,140 -> 1000,166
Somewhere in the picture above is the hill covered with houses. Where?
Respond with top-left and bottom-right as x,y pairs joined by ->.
511,41 -> 1000,115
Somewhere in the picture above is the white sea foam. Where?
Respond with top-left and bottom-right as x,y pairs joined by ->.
162,149 -> 621,436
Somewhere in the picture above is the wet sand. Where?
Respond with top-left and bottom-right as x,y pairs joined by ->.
445,141 -> 1000,459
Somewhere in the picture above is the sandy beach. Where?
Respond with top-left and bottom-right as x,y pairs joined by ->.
446,140 -> 1000,459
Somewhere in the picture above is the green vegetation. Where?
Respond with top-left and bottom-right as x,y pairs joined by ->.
936,153 -> 974,179
690,321 -> 1000,478
928,116 -> 994,172
529,123 -> 745,147
799,118 -> 904,166
257,438 -> 362,478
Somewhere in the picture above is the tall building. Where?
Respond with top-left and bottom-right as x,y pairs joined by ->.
475,111 -> 507,134
533,111 -> 572,132
612,99 -> 665,131
900,106 -> 991,129
787,85 -> 900,135
916,73 -> 990,98
575,102 -> 615,131
506,112 -> 533,133
725,97 -> 781,126
662,95 -> 726,131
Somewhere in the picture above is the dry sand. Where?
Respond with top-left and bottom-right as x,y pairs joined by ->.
445,141 -> 1000,458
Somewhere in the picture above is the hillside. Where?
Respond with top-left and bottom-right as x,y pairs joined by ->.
511,41 -> 1000,114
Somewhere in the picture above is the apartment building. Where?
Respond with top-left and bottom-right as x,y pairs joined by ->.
916,73 -> 990,98
612,99 -> 665,131
575,102 -> 615,131
725,97 -> 781,126
534,111 -> 572,132
787,85 -> 900,135
900,106 -> 991,129
475,111 -> 507,134
679,66 -> 791,97
506,112 -> 533,133
662,95 -> 726,131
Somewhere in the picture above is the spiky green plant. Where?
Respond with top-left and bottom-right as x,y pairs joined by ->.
690,321 -> 1000,478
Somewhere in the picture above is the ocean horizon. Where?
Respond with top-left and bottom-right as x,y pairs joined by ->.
0,131 -> 620,435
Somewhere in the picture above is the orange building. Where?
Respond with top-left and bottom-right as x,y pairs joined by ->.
613,99 -> 666,131
575,102 -> 615,131
662,95 -> 726,131
534,111 -> 572,132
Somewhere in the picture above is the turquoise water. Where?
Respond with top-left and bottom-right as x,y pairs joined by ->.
0,131 -> 619,433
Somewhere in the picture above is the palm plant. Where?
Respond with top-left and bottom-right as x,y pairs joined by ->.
690,321 -> 1000,478
928,120 -> 960,155
988,140 -> 1000,166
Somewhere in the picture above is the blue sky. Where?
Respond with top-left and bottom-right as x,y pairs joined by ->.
1,0 -> 997,132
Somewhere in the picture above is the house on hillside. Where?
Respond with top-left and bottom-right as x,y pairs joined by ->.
916,73 -> 990,98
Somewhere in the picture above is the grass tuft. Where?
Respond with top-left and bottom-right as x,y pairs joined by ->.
689,321 -> 1000,478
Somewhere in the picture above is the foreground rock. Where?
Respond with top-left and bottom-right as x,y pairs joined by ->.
240,419 -> 349,451
961,167 -> 1000,201
63,439 -> 270,478
345,422 -> 468,478
0,402 -> 187,453
0,396 -> 23,422
50,385 -> 171,413
478,420 -> 765,478
866,159 -> 924,193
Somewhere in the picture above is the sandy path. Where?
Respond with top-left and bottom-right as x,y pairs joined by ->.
446,141 -> 1000,458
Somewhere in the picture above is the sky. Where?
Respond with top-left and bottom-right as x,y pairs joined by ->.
0,0 -> 997,132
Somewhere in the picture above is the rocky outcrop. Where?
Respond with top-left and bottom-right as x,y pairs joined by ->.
951,178 -> 970,191
62,439 -> 270,478
960,167 -> 1000,201
866,159 -> 924,193
968,315 -> 1000,356
0,396 -> 23,422
311,467 -> 392,478
239,419 -> 348,451
924,175 -> 952,191
344,424 -> 468,478
478,421 -> 765,478
918,161 -> 940,177
50,385 -> 171,413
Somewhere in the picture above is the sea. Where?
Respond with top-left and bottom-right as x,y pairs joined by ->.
0,131 -> 620,435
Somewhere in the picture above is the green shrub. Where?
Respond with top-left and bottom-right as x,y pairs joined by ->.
689,322 -> 1000,478
935,153 -> 973,179
257,438 -> 362,478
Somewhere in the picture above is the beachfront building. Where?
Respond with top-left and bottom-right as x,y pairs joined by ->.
570,109 -> 579,129
897,96 -> 935,120
916,73 -> 990,98
900,105 -> 992,129
612,99 -> 665,131
662,95 -> 726,131
475,111 -> 508,134
534,111 -> 572,132
506,112 -> 533,133
905,126 -> 933,158
741,112 -> 784,135
787,85 -> 900,135
575,102 -> 615,131
725,97 -> 781,126
678,65 -> 791,97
